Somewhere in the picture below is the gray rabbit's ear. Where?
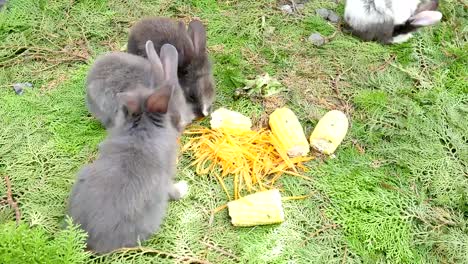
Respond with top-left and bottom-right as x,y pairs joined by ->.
160,44 -> 179,84
410,11 -> 442,26
117,91 -> 141,114
145,40 -> 164,82
146,84 -> 174,113
188,20 -> 207,55
170,111 -> 183,132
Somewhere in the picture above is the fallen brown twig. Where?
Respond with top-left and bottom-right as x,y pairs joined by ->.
309,224 -> 337,238
328,59 -> 355,115
301,222 -> 338,246
4,175 -> 21,225
201,241 -> 240,262
342,246 -> 348,264
98,246 -> 212,264
0,45 -> 89,60
282,192 -> 315,201
0,45 -> 89,68
325,21 -> 343,43
351,139 -> 365,154
330,66 -> 352,96
456,0 -> 468,8
370,54 -> 397,72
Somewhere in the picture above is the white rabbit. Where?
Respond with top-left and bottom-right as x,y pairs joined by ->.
344,0 -> 443,44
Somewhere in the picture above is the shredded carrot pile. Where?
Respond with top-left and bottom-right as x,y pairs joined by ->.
182,127 -> 314,200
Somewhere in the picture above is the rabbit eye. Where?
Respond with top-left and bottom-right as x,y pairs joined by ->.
180,69 -> 189,76
188,95 -> 197,102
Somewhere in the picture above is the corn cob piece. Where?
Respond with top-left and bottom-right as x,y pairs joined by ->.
269,107 -> 310,157
227,189 -> 285,227
309,110 -> 349,155
210,107 -> 252,134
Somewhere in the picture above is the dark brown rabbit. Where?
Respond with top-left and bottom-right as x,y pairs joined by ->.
68,43 -> 189,254
127,17 -> 215,120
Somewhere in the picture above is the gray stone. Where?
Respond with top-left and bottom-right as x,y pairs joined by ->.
295,4 -> 305,10
280,5 -> 293,14
0,0 -> 6,10
327,11 -> 340,23
308,33 -> 325,46
13,82 -> 33,95
316,8 -> 330,19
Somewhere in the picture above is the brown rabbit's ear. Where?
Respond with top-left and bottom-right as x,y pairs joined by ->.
160,44 -> 179,84
117,91 -> 141,114
145,40 -> 164,82
146,84 -> 173,113
188,20 -> 207,55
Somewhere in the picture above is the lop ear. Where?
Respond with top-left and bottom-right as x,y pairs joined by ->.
146,84 -> 174,113
188,20 -> 207,55
410,11 -> 442,27
145,40 -> 164,83
117,91 -> 141,114
160,44 -> 179,84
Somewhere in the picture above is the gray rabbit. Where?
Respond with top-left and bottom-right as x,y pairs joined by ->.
68,43 -> 189,254
127,17 -> 215,120
344,0 -> 442,44
86,40 -> 193,131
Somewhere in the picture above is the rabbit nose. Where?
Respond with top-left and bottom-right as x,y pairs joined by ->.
202,105 -> 212,117
195,114 -> 205,121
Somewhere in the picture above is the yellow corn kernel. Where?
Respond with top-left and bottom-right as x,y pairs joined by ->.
227,189 -> 285,227
309,110 -> 349,155
269,107 -> 310,157
210,108 -> 252,134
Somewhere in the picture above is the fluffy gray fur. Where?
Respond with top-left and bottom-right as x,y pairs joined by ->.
127,17 -> 215,120
68,44 -> 188,254
86,41 -> 191,132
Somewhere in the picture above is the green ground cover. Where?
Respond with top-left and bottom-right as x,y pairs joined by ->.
0,0 -> 466,263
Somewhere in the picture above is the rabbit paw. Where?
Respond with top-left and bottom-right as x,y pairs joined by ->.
171,181 -> 189,200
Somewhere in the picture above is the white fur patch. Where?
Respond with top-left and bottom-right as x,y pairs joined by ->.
174,181 -> 189,198
344,0 -> 390,30
182,111 -> 195,129
202,105 -> 210,117
392,33 -> 414,43
392,0 -> 420,25
344,0 -> 421,29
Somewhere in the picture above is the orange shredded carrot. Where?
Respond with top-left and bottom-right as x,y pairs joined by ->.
212,204 -> 228,213
182,127 -> 313,200
213,171 -> 231,200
